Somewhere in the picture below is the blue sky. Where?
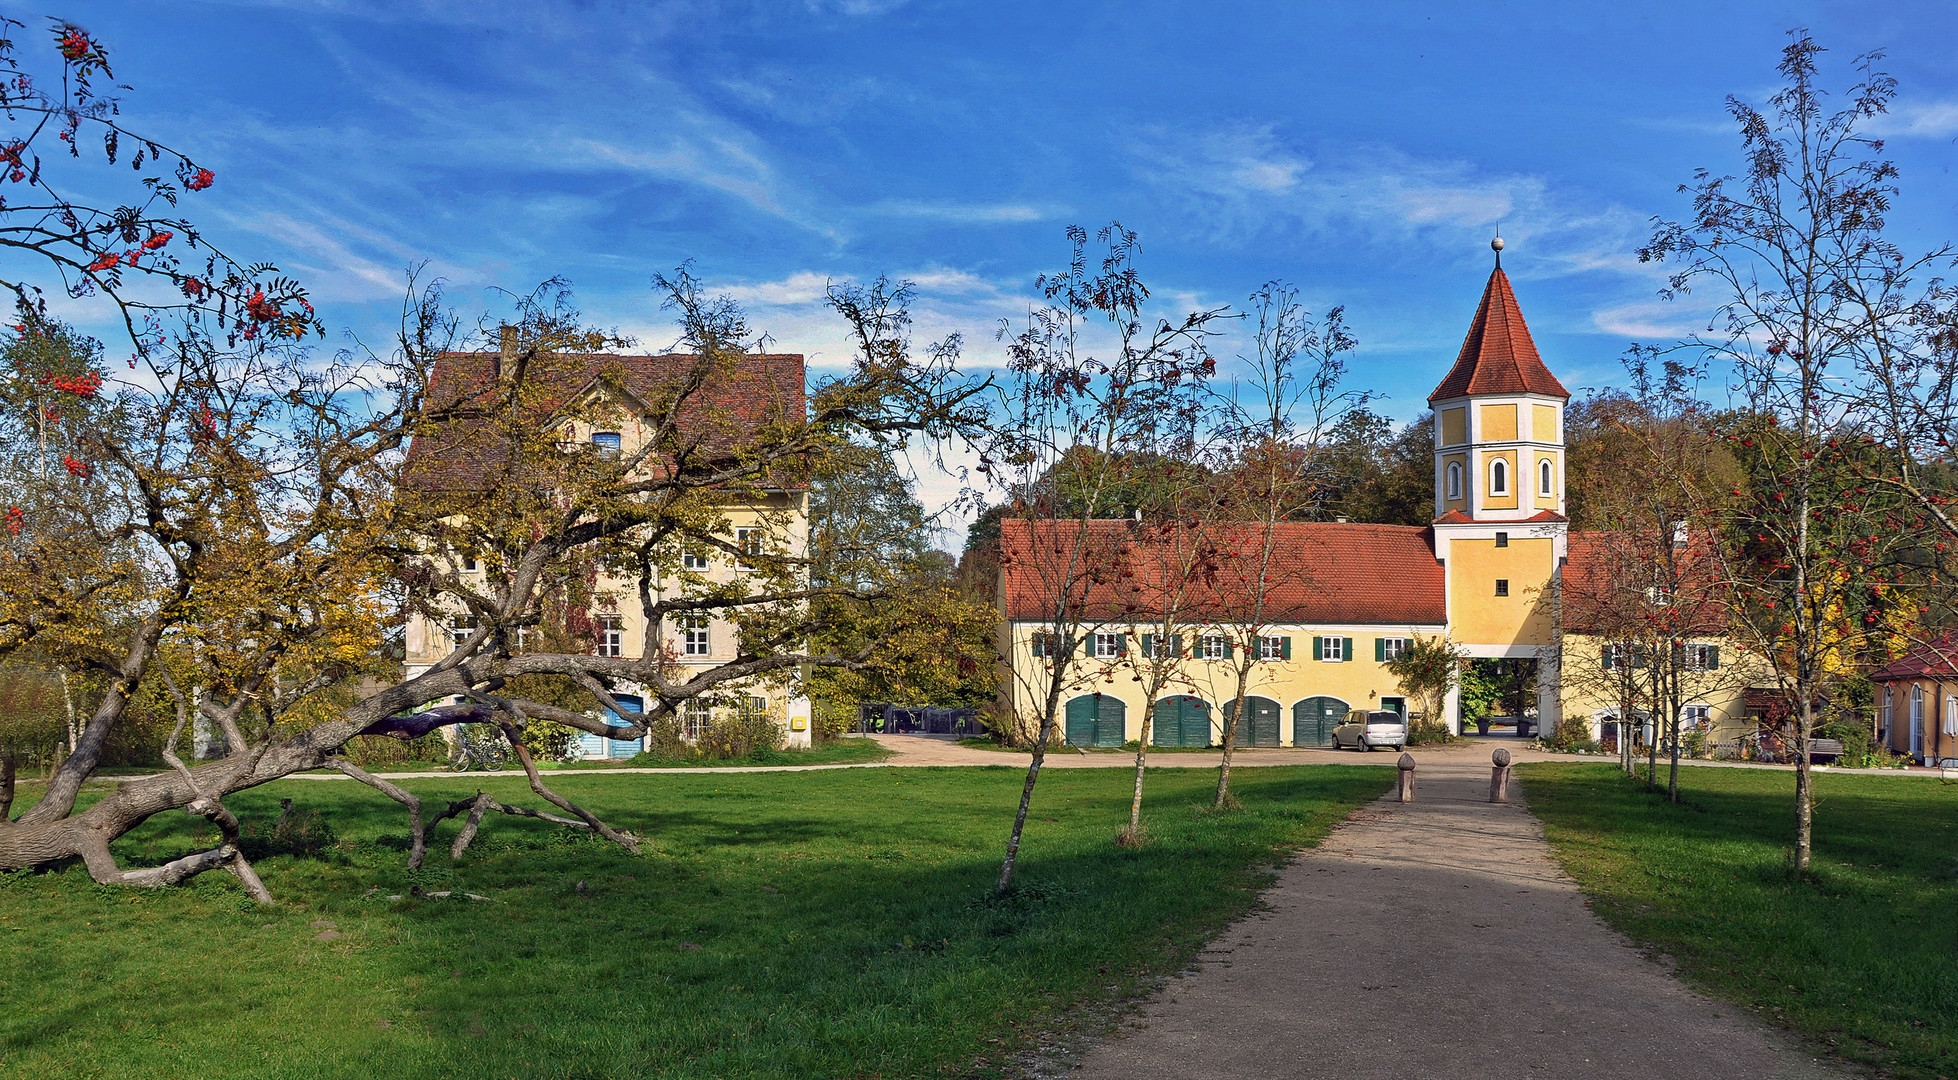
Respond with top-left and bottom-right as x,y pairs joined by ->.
16,1 -> 1958,536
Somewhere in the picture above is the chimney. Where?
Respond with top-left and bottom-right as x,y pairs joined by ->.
497,324 -> 519,381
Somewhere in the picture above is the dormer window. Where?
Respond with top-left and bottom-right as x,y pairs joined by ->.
592,431 -> 622,457
1489,458 -> 1508,496
1446,461 -> 1463,501
1539,458 -> 1554,497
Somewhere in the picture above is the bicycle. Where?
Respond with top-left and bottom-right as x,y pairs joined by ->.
450,723 -> 510,772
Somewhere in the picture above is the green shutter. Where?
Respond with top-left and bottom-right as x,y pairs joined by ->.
1140,634 -> 1153,658
1223,638 -> 1234,659
1601,645 -> 1614,671
1031,634 -> 1044,658
1342,637 -> 1354,663
1115,633 -> 1128,656
1280,636 -> 1292,660
1375,637 -> 1385,662
1708,646 -> 1720,670
1312,636 -> 1324,661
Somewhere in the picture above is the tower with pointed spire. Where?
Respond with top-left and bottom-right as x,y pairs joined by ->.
1428,239 -> 1571,729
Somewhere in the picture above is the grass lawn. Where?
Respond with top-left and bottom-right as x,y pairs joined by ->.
0,764 -> 1385,1080
1519,763 -> 1958,1079
317,737 -> 893,774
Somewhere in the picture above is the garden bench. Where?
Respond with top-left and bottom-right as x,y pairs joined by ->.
1809,738 -> 1843,764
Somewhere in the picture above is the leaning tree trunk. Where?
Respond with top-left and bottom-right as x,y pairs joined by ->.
1215,671 -> 1251,810
997,681 -> 1064,895
1123,694 -> 1160,845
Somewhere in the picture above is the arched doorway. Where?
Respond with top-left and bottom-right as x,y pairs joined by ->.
1225,695 -> 1281,748
1065,694 -> 1127,748
1292,696 -> 1350,748
1152,695 -> 1212,748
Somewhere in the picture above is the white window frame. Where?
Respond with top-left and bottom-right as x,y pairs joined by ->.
681,615 -> 710,657
1321,636 -> 1345,662
1878,687 -> 1891,736
1092,632 -> 1123,659
1200,635 -> 1228,661
1539,458 -> 1554,496
591,431 -> 622,457
461,556 -> 478,573
449,616 -> 476,648
1946,694 -> 1957,737
1381,637 -> 1409,662
1445,461 -> 1463,500
1258,636 -> 1285,661
595,614 -> 624,658
681,549 -> 710,572
1141,634 -> 1172,659
1681,703 -> 1711,728
1489,457 -> 1508,496
735,527 -> 761,571
1682,643 -> 1716,671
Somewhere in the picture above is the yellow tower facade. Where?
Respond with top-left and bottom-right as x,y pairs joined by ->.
1428,244 -> 1571,731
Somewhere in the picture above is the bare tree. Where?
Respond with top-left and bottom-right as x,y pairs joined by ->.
1639,31 -> 1949,866
1203,283 -> 1366,809
989,223 -> 1226,892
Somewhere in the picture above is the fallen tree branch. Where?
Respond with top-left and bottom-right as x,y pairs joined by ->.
495,718 -> 639,854
325,759 -> 428,869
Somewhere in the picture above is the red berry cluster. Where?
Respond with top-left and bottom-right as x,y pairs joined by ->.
1,140 -> 29,184
4,506 -> 22,535
39,371 -> 103,397
57,27 -> 91,62
185,168 -> 215,191
61,454 -> 89,479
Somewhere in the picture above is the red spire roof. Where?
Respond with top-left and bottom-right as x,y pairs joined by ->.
1428,266 -> 1570,402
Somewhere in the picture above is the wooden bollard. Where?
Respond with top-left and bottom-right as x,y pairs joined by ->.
1490,747 -> 1512,804
1396,752 -> 1416,802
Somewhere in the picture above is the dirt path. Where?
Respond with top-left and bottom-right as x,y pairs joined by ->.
1064,754 -> 1851,1080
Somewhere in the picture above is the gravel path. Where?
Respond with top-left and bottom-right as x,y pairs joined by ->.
1065,753 -> 1853,1080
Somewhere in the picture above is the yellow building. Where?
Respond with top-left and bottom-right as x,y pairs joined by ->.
401,342 -> 813,754
999,247 -> 1760,750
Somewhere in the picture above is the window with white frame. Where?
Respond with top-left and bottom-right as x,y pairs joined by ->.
1878,687 -> 1891,736
1946,695 -> 1957,736
449,616 -> 476,648
1912,684 -> 1924,728
1446,461 -> 1463,500
1682,643 -> 1719,671
1321,636 -> 1345,662
1539,458 -> 1554,496
1140,633 -> 1175,659
595,614 -> 623,657
591,431 -> 622,457
1258,636 -> 1287,661
1490,458 -> 1508,495
1380,637 -> 1410,662
737,695 -> 768,725
1681,703 -> 1711,729
735,527 -> 761,570
461,556 -> 478,573
1092,632 -> 1124,658
1200,635 -> 1229,660
681,615 -> 710,657
681,549 -> 710,571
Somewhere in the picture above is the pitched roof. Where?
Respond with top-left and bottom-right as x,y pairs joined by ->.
403,350 -> 806,494
1429,266 -> 1570,402
1000,520 -> 1446,626
1871,634 -> 1958,681
1561,529 -> 1727,635
1431,509 -> 1568,525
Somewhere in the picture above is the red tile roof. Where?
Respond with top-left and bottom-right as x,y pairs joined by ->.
1431,509 -> 1567,525
403,350 -> 806,494
1429,266 -> 1570,402
1561,529 -> 1727,635
1871,634 -> 1958,681
1000,519 -> 1446,626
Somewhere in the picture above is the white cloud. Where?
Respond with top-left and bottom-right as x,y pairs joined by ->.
865,200 -> 1052,224
1867,99 -> 1958,139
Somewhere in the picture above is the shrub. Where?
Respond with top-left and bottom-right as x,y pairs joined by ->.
1406,715 -> 1454,746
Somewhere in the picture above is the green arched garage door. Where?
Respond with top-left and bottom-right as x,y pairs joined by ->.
1151,695 -> 1211,748
1293,696 -> 1350,748
1065,694 -> 1127,748
1224,696 -> 1281,748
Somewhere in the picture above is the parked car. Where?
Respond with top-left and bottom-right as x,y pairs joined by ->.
1334,710 -> 1407,752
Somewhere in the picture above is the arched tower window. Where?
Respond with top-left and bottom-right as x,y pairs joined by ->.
1539,458 -> 1554,496
1445,461 -> 1463,500
1489,458 -> 1508,496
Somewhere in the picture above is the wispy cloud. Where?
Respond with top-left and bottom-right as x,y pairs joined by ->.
864,200 -> 1053,224
1867,99 -> 1958,138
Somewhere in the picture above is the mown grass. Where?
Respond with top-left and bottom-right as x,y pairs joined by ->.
1519,763 -> 1958,1079
318,737 -> 893,774
0,764 -> 1385,1080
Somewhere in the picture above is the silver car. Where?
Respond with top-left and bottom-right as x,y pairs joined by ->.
1333,710 -> 1407,751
